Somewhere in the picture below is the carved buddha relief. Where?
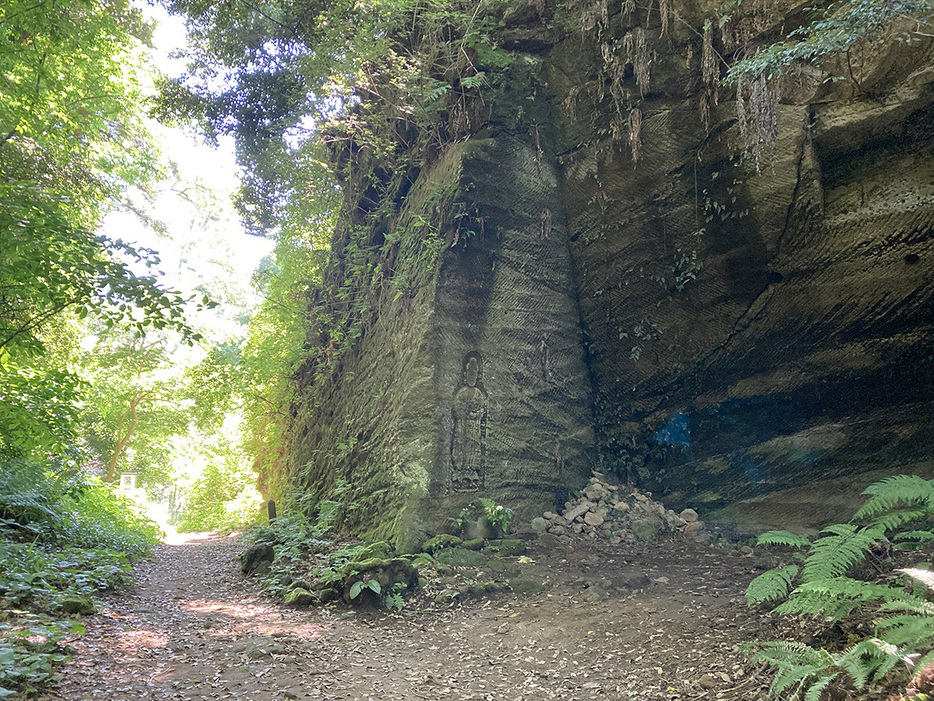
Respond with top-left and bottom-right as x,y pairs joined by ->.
451,352 -> 487,491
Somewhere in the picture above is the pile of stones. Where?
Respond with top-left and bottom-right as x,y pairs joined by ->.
531,474 -> 706,544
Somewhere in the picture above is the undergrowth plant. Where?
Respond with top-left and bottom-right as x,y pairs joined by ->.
448,497 -> 514,537
746,475 -> 934,699
0,459 -> 159,696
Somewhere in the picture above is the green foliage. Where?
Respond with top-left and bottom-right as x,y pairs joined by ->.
746,564 -> 799,605
747,475 -> 934,699
247,512 -> 332,563
725,0 -> 934,85
0,187 -> 204,355
756,530 -> 814,549
0,614 -> 85,697
382,582 -> 407,612
448,498 -> 514,536
0,523 -> 145,697
752,638 -> 901,701
174,442 -> 263,533
478,498 -> 514,534
0,459 -> 160,556
0,543 -> 133,611
853,474 -> 934,524
801,524 -> 885,582
349,577 -> 381,599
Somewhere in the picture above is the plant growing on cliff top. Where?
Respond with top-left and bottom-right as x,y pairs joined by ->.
746,475 -> 934,699
720,0 -> 933,161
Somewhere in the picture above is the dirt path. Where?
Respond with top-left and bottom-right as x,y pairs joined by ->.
46,532 -> 775,700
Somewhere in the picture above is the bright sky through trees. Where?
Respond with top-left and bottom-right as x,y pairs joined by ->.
100,3 -> 274,345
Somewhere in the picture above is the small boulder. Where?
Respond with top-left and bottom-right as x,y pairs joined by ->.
240,543 -> 275,576
612,567 -> 650,590
435,547 -> 487,567
59,595 -> 95,616
464,516 -> 495,540
423,533 -> 462,554
564,501 -> 594,523
284,587 -> 315,606
583,512 -> 605,527
680,508 -> 699,523
684,520 -> 705,536
490,539 -> 527,556
531,517 -> 549,533
356,541 -> 393,560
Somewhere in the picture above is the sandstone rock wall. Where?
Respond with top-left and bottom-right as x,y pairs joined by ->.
541,0 -> 934,511
281,0 -> 934,544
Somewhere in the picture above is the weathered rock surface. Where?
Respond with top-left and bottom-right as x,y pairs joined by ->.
240,544 -> 275,577
271,0 -> 934,544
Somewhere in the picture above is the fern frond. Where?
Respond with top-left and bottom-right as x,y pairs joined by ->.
775,578 -> 906,622
912,648 -> 934,674
877,614 -> 934,648
880,598 -> 934,617
754,640 -> 827,665
746,564 -> 799,605
870,509 -> 928,533
853,475 -> 934,522
895,530 -> 934,543
754,641 -> 832,697
757,530 -> 812,549
835,638 -> 901,688
802,524 -> 885,582
803,673 -> 838,701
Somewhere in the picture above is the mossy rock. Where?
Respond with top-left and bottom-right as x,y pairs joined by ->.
423,534 -> 462,553
356,541 -> 394,560
435,547 -> 487,567
461,538 -> 485,550
406,553 -> 435,569
487,539 -> 527,556
629,517 -> 663,542
317,587 -> 340,604
59,595 -> 95,616
285,587 -> 316,606
507,578 -> 545,594
487,558 -> 521,577
433,589 -> 460,606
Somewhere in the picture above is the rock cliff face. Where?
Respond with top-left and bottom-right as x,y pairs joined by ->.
280,0 -> 934,546
543,2 -> 934,513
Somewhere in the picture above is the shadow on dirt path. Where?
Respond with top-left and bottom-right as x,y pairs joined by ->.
45,532 -> 775,700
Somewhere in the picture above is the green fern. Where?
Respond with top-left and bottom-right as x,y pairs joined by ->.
852,475 -> 934,522
834,638 -> 901,688
871,509 -> 929,533
756,530 -> 813,549
894,529 -> 934,546
754,638 -> 903,699
801,524 -> 885,582
746,475 -> 934,700
802,675 -> 836,701
876,613 -> 934,647
754,641 -> 836,698
774,577 -> 908,623
747,564 -> 799,605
